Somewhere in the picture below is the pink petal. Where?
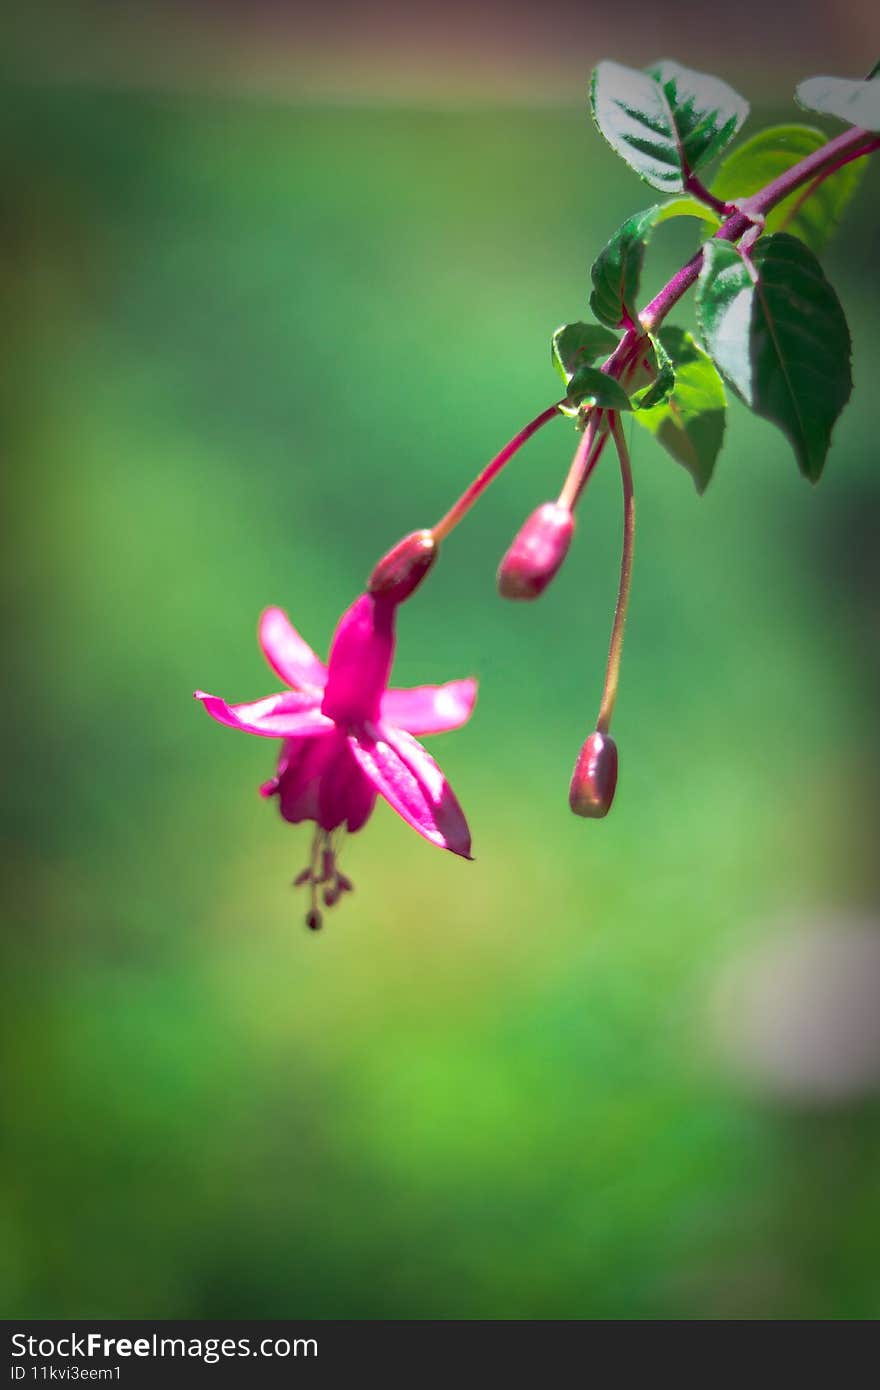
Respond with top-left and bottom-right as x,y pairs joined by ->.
275,732 -> 343,825
271,731 -> 376,832
321,594 -> 396,726
194,689 -> 332,738
348,723 -> 472,859
260,736 -> 304,797
381,678 -> 478,735
343,778 -> 378,834
258,607 -> 327,692
318,740 -> 378,834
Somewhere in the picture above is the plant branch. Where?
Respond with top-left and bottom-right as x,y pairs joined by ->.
639,124 -> 878,333
775,136 -> 880,235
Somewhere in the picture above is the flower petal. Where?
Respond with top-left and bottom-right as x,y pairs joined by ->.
321,594 -> 395,726
348,723 -> 472,858
269,731 -> 378,833
258,607 -> 327,692
318,740 -> 378,834
381,678 -> 478,735
344,779 -> 378,834
194,689 -> 332,738
274,731 -> 342,825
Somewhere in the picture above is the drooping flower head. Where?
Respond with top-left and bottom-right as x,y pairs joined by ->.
195,593 -> 476,929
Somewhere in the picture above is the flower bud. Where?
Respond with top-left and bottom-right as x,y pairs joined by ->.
368,530 -> 437,605
497,503 -> 574,600
569,731 -> 618,819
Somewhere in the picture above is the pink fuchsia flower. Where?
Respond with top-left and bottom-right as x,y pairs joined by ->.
195,593 -> 476,928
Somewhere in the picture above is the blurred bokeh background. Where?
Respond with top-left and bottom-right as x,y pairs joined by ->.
2,0 -> 879,1320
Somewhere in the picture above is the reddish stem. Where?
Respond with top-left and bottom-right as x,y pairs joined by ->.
596,415 -> 635,736
432,402 -> 562,541
775,136 -> 880,234
557,412 -> 609,510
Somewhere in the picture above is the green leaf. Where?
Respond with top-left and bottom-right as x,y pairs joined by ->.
795,73 -> 880,132
565,365 -> 632,412
551,322 -> 619,389
590,196 -> 725,331
632,327 -> 725,493
590,59 -> 749,191
712,124 -> 866,253
629,334 -> 675,410
654,195 -> 722,229
696,234 -> 851,481
590,206 -> 661,329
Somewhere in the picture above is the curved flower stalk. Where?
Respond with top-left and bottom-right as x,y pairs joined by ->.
196,594 -> 476,928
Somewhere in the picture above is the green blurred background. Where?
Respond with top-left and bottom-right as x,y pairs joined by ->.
3,1 -> 880,1320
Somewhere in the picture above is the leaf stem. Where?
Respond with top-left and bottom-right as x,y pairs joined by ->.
431,402 -> 562,542
596,415 -> 635,736
684,172 -> 731,217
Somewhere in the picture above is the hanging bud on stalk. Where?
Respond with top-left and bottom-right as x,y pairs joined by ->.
497,502 -> 575,600
569,731 -> 618,818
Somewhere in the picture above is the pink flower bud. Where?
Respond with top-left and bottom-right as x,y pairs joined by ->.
569,731 -> 618,819
368,530 -> 437,604
497,503 -> 574,600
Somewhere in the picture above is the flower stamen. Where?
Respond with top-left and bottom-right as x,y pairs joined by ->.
292,827 -> 355,929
